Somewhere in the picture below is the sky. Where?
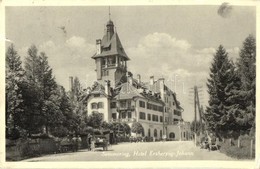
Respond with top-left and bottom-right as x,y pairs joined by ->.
5,5 -> 256,122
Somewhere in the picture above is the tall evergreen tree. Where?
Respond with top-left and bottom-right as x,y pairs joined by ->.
22,45 -> 62,134
5,44 -> 24,138
236,35 -> 256,132
205,45 -> 236,135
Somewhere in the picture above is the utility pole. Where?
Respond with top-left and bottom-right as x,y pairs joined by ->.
194,86 -> 197,134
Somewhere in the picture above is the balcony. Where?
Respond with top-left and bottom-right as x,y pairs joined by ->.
116,106 -> 135,112
111,118 -> 136,123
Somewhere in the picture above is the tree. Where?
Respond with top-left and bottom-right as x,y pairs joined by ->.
236,35 -> 256,133
22,45 -> 62,135
122,123 -> 131,135
190,120 -> 205,134
5,44 -> 25,138
131,122 -> 144,135
87,112 -> 103,129
205,45 -> 236,135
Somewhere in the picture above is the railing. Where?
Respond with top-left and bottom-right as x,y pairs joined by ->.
111,118 -> 136,122
116,106 -> 135,111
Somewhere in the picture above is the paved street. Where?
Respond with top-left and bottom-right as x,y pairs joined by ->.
22,141 -> 235,161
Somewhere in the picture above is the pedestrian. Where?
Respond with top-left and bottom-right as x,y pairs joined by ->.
77,135 -> 82,151
72,135 -> 77,152
88,135 -> 92,151
91,137 -> 95,152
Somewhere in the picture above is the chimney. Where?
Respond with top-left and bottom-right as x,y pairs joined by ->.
137,74 -> 141,83
150,76 -> 154,85
69,76 -> 73,91
86,87 -> 91,94
96,39 -> 101,55
105,80 -> 111,96
158,78 -> 165,102
127,72 -> 133,85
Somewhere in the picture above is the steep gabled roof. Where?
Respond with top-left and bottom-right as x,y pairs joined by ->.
144,80 -> 183,110
86,82 -> 109,99
115,82 -> 143,100
92,32 -> 129,60
115,82 -> 164,105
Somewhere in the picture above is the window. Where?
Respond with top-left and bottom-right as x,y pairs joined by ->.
148,129 -> 151,137
152,115 -> 158,122
147,103 -> 152,110
102,70 -> 109,76
174,110 -> 181,116
158,106 -> 163,112
147,114 -> 151,121
174,118 -> 179,122
139,101 -> 145,108
112,113 -> 117,119
94,94 -> 100,97
91,103 -> 97,109
160,116 -> 163,122
110,102 -> 116,108
152,105 -> 158,111
98,102 -> 104,108
127,100 -> 131,108
122,112 -> 127,119
120,100 -> 126,108
139,112 -> 146,120
169,132 -> 175,138
154,129 -> 157,137
128,111 -> 132,118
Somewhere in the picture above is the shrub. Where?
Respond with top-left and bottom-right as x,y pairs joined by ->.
219,135 -> 255,159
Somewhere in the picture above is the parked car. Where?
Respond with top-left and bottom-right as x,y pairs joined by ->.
94,135 -> 108,151
130,136 -> 143,143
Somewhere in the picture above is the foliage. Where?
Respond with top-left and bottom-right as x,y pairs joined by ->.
86,112 -> 103,129
235,35 -> 256,132
205,45 -> 236,134
219,135 -> 255,159
131,122 -> 144,135
20,45 -> 63,134
190,120 -> 205,134
205,35 -> 256,138
5,44 -> 25,139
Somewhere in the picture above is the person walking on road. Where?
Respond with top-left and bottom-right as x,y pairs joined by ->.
91,137 -> 95,152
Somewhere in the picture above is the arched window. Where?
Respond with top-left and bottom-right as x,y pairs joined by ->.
148,129 -> 151,137
98,102 -> 104,108
160,130 -> 162,138
91,103 -> 97,109
169,132 -> 175,139
154,129 -> 157,138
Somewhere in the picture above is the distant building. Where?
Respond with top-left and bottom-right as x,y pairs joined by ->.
84,17 -> 191,141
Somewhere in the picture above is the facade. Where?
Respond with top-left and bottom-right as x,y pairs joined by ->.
85,18 -> 191,141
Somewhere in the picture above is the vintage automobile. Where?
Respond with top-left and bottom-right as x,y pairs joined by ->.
94,135 -> 108,151
129,136 -> 143,143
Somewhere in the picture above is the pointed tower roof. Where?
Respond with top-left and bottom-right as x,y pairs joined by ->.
92,20 -> 130,60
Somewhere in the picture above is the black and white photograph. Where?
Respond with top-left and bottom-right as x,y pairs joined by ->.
1,1 -> 258,168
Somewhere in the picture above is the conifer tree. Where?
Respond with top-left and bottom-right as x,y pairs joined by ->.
236,35 -> 256,133
205,45 -> 235,135
22,45 -> 62,134
5,44 -> 25,138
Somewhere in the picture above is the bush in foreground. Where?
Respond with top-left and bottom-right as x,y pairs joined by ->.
219,135 -> 255,159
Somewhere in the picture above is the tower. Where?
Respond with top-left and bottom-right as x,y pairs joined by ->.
92,17 -> 129,88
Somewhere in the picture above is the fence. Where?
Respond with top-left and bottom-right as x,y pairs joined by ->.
193,133 -> 255,159
6,138 -> 58,161
221,136 -> 255,159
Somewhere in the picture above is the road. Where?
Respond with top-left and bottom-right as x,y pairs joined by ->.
23,141 -> 234,161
